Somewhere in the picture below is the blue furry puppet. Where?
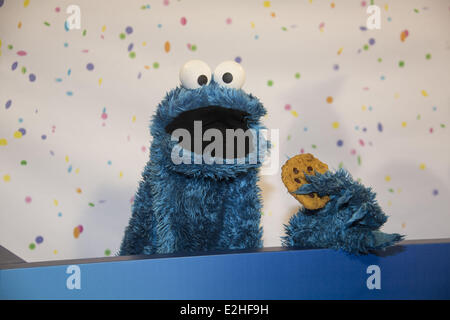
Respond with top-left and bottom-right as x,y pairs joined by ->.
281,153 -> 404,255
120,60 -> 268,255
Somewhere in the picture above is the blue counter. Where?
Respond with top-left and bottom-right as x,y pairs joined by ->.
1,239 -> 449,299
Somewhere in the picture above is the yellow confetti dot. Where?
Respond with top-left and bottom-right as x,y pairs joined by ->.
397,188 -> 402,193
401,222 -> 406,228
263,1 -> 271,8
3,174 -> 11,182
119,171 -> 123,178
385,175 -> 391,182
419,163 -> 426,170
0,138 -> 7,146
332,121 -> 339,129
394,93 -> 400,99
102,25 -> 106,32
53,199 -> 58,206
326,96 -> 333,104
421,90 -> 428,97
65,155 -> 69,163
23,0 -> 30,8
75,168 -> 80,174
53,250 -> 58,255
337,47 -> 343,55
98,78 -> 102,85
362,105 -> 367,111
251,22 -> 255,28
13,131 -> 23,139
291,110 -> 298,117
384,4 -> 389,11
132,115 -> 136,122
142,41 -> 147,46
402,121 -> 407,127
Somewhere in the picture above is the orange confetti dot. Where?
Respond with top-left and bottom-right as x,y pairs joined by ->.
164,41 -> 170,53
18,21 -> 22,28
271,12 -> 276,17
326,96 -> 333,104
76,188 -> 82,194
331,2 -> 335,8
144,65 -> 150,70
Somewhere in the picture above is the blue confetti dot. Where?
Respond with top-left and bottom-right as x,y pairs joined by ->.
86,63 -> 94,71
157,24 -> 162,28
125,26 -> 133,34
234,56 -> 242,63
41,134 -> 47,140
128,43 -> 134,52
35,236 -> 44,244
64,42 -> 69,47
58,212 -> 62,217
333,64 -> 339,70
432,189 -> 439,196
5,99 -> 12,109
369,38 -> 375,45
377,122 -> 383,132
18,128 -> 26,136
29,73 -> 36,82
11,61 -> 18,71
337,139 -> 344,147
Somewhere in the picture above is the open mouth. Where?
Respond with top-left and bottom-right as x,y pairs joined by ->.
165,105 -> 253,159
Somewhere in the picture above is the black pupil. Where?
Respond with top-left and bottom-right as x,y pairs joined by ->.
222,72 -> 233,84
197,75 -> 208,86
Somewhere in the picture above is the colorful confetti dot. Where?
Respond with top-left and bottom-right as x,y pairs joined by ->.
401,121 -> 407,127
326,96 -> 333,104
21,160 -> 27,165
432,189 -> 439,196
400,30 -> 409,42
164,41 -> 170,53
129,51 -> 136,59
3,174 -> 10,182
332,121 -> 339,129
105,249 -> 111,256
337,140 -> 343,147
284,104 -> 291,111
377,122 -> 383,132
426,53 -> 431,60
368,38 -> 375,45
419,163 -> 426,170
13,131 -> 23,138
421,90 -> 428,97
180,17 -> 187,26
263,1 -> 271,7
35,236 -> 43,244
385,175 -> 391,182
29,243 -> 36,250
5,99 -> 12,109
234,56 -> 242,63
86,63 -> 94,71
399,60 -> 405,68
295,72 -> 301,79
11,61 -> 18,71
153,62 -> 160,69
267,80 -> 273,87
29,73 -> 36,82
25,196 -> 32,203
119,33 -> 126,40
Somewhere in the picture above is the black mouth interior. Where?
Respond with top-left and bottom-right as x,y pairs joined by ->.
165,106 -> 253,159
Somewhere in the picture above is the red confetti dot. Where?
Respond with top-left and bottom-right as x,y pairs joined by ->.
180,17 -> 187,26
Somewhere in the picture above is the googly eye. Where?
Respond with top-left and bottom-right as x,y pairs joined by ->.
213,61 -> 245,89
179,60 -> 211,89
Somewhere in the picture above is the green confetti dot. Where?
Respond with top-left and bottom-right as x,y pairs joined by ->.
191,44 -> 197,51
104,249 -> 111,256
295,72 -> 301,79
417,114 -> 421,120
267,80 -> 273,87
281,26 -> 287,31
441,124 -> 446,128
88,202 -> 95,207
7,44 -> 13,50
426,53 -> 431,60
119,33 -> 126,40
377,58 -> 382,62
399,60 -> 405,67
357,155 -> 362,166
29,243 -> 36,250
388,188 -> 394,193
414,8 -> 419,13
153,62 -> 159,69
44,21 -> 50,26
20,160 -> 27,166
129,51 -> 136,59
21,66 -> 27,74
338,162 -> 344,169
311,144 -> 317,149
363,44 -> 369,51
82,29 -> 87,36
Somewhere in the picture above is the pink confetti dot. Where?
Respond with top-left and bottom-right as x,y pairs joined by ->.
284,104 -> 291,111
25,196 -> 32,203
101,112 -> 108,120
55,7 -> 60,12
350,149 -> 356,155
77,225 -> 84,233
163,0 -> 169,5
180,17 -> 187,26
141,146 -> 147,152
359,139 -> 365,146
226,18 -> 232,24
17,50 -> 27,56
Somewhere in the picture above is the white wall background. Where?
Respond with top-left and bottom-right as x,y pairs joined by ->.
0,0 -> 449,262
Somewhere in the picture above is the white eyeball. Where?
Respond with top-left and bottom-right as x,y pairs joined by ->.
213,61 -> 245,89
179,60 -> 211,89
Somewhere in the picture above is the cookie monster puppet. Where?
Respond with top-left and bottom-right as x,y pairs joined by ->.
120,60 -> 403,256
120,60 -> 267,255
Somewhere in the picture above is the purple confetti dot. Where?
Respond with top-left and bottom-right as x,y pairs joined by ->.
50,150 -> 55,156
5,100 -> 12,109
369,38 -> 375,45
11,61 -> 18,71
333,64 -> 339,70
35,236 -> 44,244
18,128 -> 26,136
432,189 -> 439,196
362,127 -> 367,132
234,56 -> 242,63
41,134 -> 47,140
360,26 -> 367,31
29,73 -> 36,82
0,0 -> 4,8
337,139 -> 343,147
86,63 -> 94,71
125,26 -> 133,34
128,43 -> 134,52
377,122 -> 383,132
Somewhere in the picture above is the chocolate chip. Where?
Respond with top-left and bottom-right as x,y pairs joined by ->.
307,166 -> 313,172
309,194 -> 315,198
294,178 -> 301,183
293,167 -> 299,174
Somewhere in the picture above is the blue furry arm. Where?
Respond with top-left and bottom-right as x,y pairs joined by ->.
282,169 -> 404,255
217,171 -> 263,250
119,166 -> 156,256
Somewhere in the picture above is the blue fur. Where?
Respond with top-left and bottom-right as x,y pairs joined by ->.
119,81 -> 267,255
282,169 -> 404,255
